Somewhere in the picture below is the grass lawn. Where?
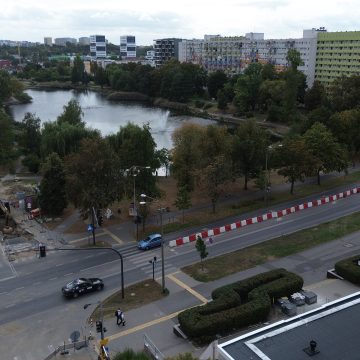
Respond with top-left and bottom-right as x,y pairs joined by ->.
182,211 -> 360,282
90,280 -> 167,321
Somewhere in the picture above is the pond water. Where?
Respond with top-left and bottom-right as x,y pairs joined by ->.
8,89 -> 216,150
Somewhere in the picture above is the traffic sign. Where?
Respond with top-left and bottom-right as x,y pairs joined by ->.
87,224 -> 93,232
100,338 -> 109,346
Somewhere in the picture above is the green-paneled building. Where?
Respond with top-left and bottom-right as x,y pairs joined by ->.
315,31 -> 360,86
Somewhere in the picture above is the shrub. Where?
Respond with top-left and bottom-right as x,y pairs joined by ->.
335,255 -> 360,284
178,268 -> 303,342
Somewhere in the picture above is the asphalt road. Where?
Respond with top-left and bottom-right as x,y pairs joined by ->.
1,193 -> 360,359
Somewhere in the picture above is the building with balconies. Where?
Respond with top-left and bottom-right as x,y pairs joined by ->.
90,35 -> 106,59
120,35 -> 136,58
153,38 -> 182,67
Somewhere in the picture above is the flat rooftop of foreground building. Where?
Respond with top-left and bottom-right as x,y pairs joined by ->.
218,291 -> 360,360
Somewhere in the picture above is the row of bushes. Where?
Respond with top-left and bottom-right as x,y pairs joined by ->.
178,268 -> 303,343
335,255 -> 360,284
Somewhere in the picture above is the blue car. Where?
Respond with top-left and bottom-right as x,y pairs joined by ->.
138,233 -> 162,250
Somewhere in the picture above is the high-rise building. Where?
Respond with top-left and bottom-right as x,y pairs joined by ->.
44,37 -> 52,46
79,37 -> 90,46
315,30 -> 360,86
90,35 -> 106,59
153,38 -> 182,67
54,37 -> 77,46
120,35 -> 136,58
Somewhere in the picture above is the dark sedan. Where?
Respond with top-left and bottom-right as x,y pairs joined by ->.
62,277 -> 104,298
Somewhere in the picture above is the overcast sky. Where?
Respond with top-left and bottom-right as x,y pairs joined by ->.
2,0 -> 359,45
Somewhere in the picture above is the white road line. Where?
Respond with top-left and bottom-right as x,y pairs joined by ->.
80,259 -> 120,272
49,277 -> 57,281
0,292 -> 8,295
5,303 -> 15,308
14,287 -> 24,291
64,273 -> 73,277
55,263 -> 64,267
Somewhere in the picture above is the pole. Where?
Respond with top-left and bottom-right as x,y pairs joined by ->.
133,172 -> 137,241
152,261 -> 155,280
91,207 -> 96,245
160,209 -> 165,293
100,300 -> 104,340
265,151 -> 268,206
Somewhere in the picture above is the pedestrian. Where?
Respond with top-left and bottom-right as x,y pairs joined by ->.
209,236 -> 213,244
115,308 -> 126,326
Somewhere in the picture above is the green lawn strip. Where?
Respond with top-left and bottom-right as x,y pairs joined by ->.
182,211 -> 360,282
91,280 -> 166,321
161,171 -> 360,236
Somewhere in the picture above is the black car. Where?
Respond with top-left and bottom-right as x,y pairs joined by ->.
62,277 -> 104,298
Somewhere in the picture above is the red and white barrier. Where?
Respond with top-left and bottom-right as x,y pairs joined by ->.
169,186 -> 360,247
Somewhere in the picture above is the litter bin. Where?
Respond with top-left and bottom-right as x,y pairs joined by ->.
39,244 -> 46,258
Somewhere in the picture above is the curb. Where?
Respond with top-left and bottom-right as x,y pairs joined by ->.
169,186 -> 360,247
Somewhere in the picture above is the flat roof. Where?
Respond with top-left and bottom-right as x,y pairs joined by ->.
219,291 -> 360,360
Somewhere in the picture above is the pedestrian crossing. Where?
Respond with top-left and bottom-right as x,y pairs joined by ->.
121,246 -> 178,279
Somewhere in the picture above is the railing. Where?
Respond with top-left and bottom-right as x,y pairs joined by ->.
143,334 -> 165,360
43,339 -> 88,360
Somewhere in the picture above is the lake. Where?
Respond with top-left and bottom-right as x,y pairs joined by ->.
8,89 -> 216,150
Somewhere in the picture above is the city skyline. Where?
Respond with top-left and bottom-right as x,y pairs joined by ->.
1,0 -> 359,46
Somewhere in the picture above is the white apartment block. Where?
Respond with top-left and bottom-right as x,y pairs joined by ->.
54,37 -> 77,46
120,35 -> 136,58
178,29 -> 324,87
79,37 -> 90,46
90,35 -> 106,59
44,37 -> 52,46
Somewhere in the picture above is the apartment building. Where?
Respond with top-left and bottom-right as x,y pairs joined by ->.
315,30 -> 360,86
54,37 -> 77,46
120,35 -> 136,58
178,29 -> 324,87
153,38 -> 182,67
44,37 -> 52,46
90,35 -> 106,59
79,37 -> 90,46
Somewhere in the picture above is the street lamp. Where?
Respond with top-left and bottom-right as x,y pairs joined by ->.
140,193 -> 166,293
265,144 -> 282,206
125,165 -> 151,241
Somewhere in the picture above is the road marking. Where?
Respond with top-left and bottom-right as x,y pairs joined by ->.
107,310 -> 181,341
102,228 -> 124,245
33,281 -> 41,285
68,232 -> 107,244
80,259 -> 120,273
5,303 -> 15,308
0,291 -> 8,295
167,273 -> 208,303
64,273 -> 73,277
56,263 -> 64,267
14,287 -> 24,291
49,277 -> 57,281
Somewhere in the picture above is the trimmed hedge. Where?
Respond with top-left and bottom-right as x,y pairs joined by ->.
178,268 -> 303,341
335,255 -> 360,284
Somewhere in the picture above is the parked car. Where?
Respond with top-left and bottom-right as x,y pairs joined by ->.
138,233 -> 162,250
62,277 -> 104,298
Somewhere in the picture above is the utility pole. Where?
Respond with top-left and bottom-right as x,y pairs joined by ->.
91,207 -> 96,245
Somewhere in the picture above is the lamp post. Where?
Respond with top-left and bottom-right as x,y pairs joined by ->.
125,165 -> 150,241
140,193 -> 166,293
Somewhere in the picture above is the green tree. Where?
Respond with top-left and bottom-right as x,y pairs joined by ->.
277,136 -> 316,194
234,63 -> 263,113
231,119 -> 269,190
19,112 -> 41,155
65,138 -> 124,216
39,153 -> 68,216
329,75 -> 360,112
71,55 -> 85,83
0,110 -> 15,165
113,348 -> 149,360
174,186 -> 192,223
286,48 -> 304,70
304,81 -> 326,111
217,89 -> 228,110
195,235 -> 208,270
155,148 -> 171,177
0,70 -> 12,105
57,99 -> 85,127
303,122 -> 348,185
207,70 -> 227,99
22,154 -> 41,173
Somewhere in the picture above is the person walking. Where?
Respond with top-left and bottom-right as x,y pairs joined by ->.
115,308 -> 126,326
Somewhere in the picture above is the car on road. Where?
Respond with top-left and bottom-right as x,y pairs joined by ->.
138,233 -> 162,250
62,277 -> 104,298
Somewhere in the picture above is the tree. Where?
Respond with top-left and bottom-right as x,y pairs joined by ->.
231,119 -> 269,190
174,186 -> 192,223
304,81 -> 326,111
19,112 -> 41,155
277,136 -> 316,194
234,63 -> 263,113
286,49 -> 303,70
22,154 -> 41,173
329,75 -> 360,112
57,99 -> 85,127
38,153 -> 68,216
0,110 -> 15,165
113,349 -> 149,360
65,138 -> 124,216
71,55 -> 85,83
0,70 -> 12,105
195,235 -> 208,270
303,122 -> 348,185
217,89 -> 228,110
207,70 -> 227,99
155,148 -> 171,177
